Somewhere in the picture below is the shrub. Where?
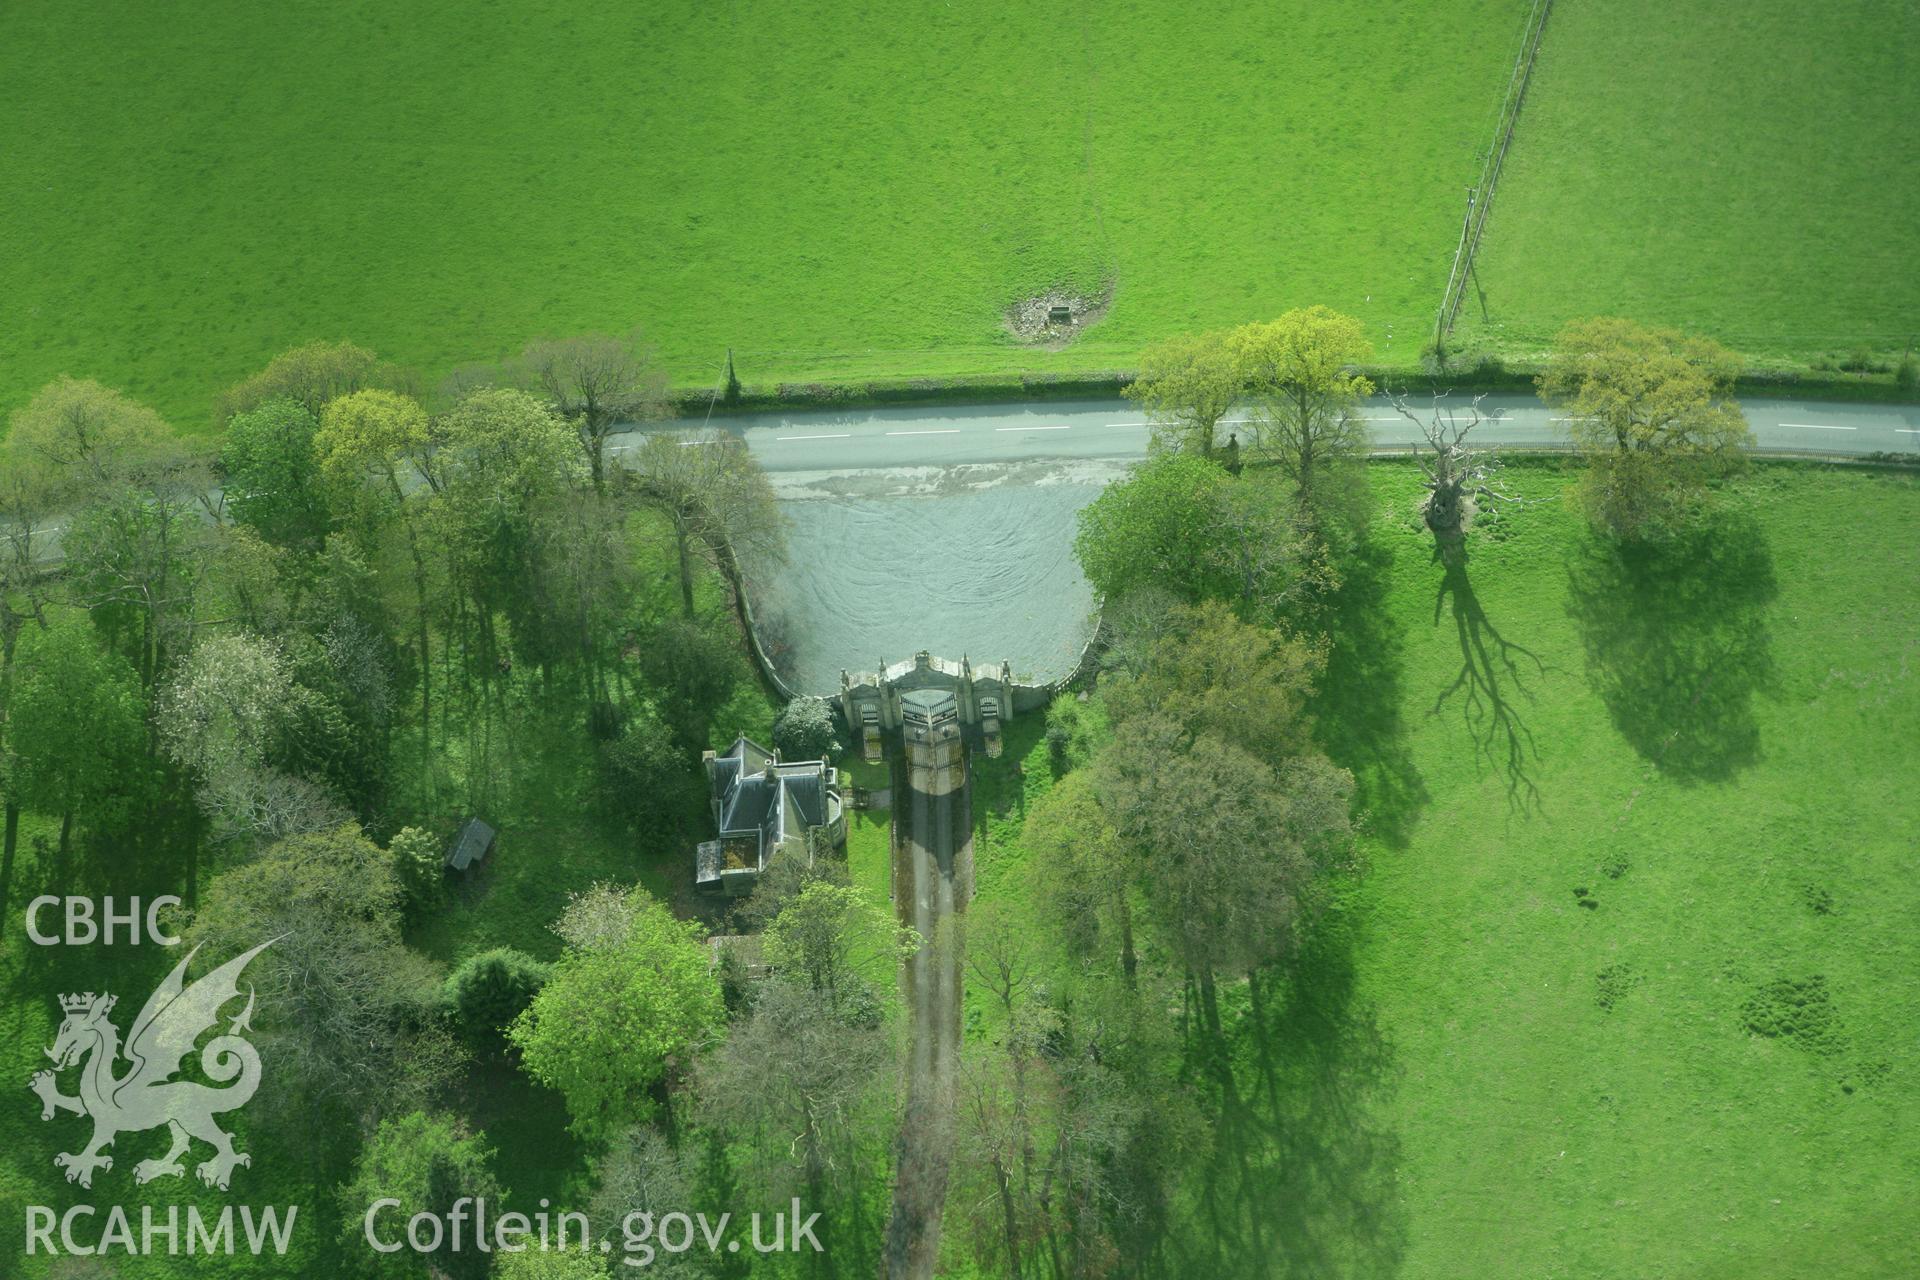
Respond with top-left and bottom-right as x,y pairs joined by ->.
389,826 -> 442,915
1044,697 -> 1102,776
773,695 -> 838,761
443,947 -> 552,1046
1895,354 -> 1918,392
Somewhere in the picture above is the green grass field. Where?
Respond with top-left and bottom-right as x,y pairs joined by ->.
969,460 -> 1920,1277
0,0 -> 1530,426
1458,0 -> 1920,364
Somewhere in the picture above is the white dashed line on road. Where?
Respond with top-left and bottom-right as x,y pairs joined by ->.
995,425 -> 1070,432
886,429 -> 961,436
777,433 -> 851,441
1896,429 -> 1920,435
1780,423 -> 1855,430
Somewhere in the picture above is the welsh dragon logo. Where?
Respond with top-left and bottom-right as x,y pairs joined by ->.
29,939 -> 276,1191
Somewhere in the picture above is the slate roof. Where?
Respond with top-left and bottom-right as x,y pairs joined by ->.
445,818 -> 496,872
699,736 -> 831,886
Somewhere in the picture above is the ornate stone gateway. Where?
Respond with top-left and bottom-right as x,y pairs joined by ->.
838,651 -> 1026,761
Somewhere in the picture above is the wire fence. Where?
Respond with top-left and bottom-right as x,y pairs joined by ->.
1436,0 -> 1555,345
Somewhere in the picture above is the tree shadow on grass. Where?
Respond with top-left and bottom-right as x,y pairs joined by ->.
1314,533 -> 1428,848
1431,556 -> 1547,816
1174,926 -> 1407,1280
1565,508 -> 1777,783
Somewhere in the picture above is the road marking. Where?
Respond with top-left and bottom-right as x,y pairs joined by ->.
1550,416 -> 1598,422
678,438 -> 718,446
1896,428 -> 1920,435
777,433 -> 851,441
995,425 -> 1070,432
886,429 -> 960,436
1780,423 -> 1855,430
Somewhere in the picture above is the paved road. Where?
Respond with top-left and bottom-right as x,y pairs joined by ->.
616,394 -> 1920,471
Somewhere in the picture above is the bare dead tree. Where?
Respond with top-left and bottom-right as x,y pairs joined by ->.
1390,390 -> 1520,563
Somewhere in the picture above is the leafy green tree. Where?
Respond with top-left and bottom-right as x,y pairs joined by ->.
5,376 -> 176,500
637,616 -> 743,751
509,887 -> 723,1140
519,331 -> 669,493
1538,316 -> 1752,538
13,379 -> 208,687
389,825 -> 443,916
772,695 -> 837,761
1103,599 -> 1324,768
1075,454 -> 1316,620
630,432 -> 785,618
157,630 -> 347,848
762,880 -> 919,1004
598,702 -> 691,833
1124,330 -> 1242,458
220,397 -> 330,550
337,1110 -> 502,1280
1096,716 -> 1351,1073
220,339 -> 377,424
2,619 -> 144,909
315,389 -> 437,779
1230,307 -> 1374,502
1074,453 -> 1232,604
495,1249 -> 610,1279
187,824 -> 460,1129
443,948 -> 551,1047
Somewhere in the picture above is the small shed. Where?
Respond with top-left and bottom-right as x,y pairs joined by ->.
445,818 -> 496,873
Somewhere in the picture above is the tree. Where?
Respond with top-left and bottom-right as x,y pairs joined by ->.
587,1127 -> 704,1277
762,880 -> 919,1005
1124,330 -> 1241,458
156,630 -> 347,848
1539,316 -> 1751,538
636,616 -> 743,751
1230,307 -> 1374,502
389,825 -> 443,916
698,975 -> 893,1215
314,389 -> 436,781
598,702 -> 693,833
219,339 -> 377,424
1074,454 -> 1316,620
5,376 -> 175,499
494,1249 -> 610,1280
1073,453 -> 1231,604
220,398 -> 330,550
443,948 -> 551,1048
12,379 -> 209,686
2,620 -> 144,913
1102,599 -> 1325,768
1389,390 -> 1519,562
772,695 -> 837,761
509,887 -> 723,1140
1095,716 -> 1350,1066
520,332 -> 670,493
337,1111 -> 503,1280
629,432 -> 785,618
1025,770 -> 1137,981
186,824 -> 461,1129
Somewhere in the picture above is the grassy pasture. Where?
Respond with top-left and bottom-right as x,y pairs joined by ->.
1457,0 -> 1920,364
967,460 -> 1920,1277
0,0 -> 1529,427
